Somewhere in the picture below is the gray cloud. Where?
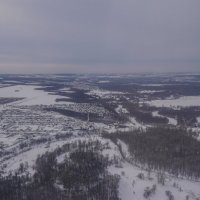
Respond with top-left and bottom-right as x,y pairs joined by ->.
0,0 -> 200,73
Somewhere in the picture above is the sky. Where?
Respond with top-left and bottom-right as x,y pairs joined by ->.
0,0 -> 200,74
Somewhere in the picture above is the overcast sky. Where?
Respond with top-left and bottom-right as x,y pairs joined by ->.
0,0 -> 200,73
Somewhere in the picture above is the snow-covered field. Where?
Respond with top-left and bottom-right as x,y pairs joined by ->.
147,96 -> 200,108
0,85 -> 72,105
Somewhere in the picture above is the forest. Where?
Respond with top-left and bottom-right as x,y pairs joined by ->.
104,127 -> 200,179
0,141 -> 120,200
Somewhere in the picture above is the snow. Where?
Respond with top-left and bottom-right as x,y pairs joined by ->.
197,117 -> 200,123
4,139 -> 68,175
59,87 -> 75,93
191,128 -> 200,141
93,117 -> 146,133
93,122 -> 140,133
115,105 -> 129,114
114,162 -> 200,200
141,84 -> 164,87
4,81 -> 22,84
0,85 -> 72,105
96,75 -> 121,78
0,133 -> 19,146
147,96 -> 200,108
98,80 -> 110,83
117,139 -> 131,159
152,111 -> 177,126
87,89 -> 124,98
106,139 -> 200,200
139,90 -> 164,94
0,84 -> 12,88
57,153 -> 68,164
167,117 -> 178,126
129,117 -> 147,130
1,75 -> 200,199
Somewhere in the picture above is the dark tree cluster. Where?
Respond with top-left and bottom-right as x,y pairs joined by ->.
0,141 -> 120,200
56,89 -> 96,103
125,103 -> 169,125
99,99 -> 129,124
104,127 -> 200,179
0,98 -> 24,105
159,107 -> 200,126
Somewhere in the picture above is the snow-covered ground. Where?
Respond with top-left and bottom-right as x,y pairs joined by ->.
138,90 -> 164,94
105,139 -> 200,200
129,117 -> 147,130
59,87 -> 75,93
0,85 -> 72,105
152,111 -> 177,126
87,89 -> 124,98
141,84 -> 165,87
3,129 -> 200,199
98,80 -> 110,83
1,75 -> 200,199
115,105 -> 129,114
147,96 -> 200,107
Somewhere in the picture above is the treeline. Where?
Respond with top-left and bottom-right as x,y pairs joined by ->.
159,107 -> 200,126
99,99 -> 129,124
0,141 -> 120,200
125,103 -> 169,125
0,97 -> 24,105
57,89 -> 96,103
104,127 -> 200,179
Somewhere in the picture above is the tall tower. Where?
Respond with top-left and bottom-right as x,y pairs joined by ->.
87,113 -> 90,122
